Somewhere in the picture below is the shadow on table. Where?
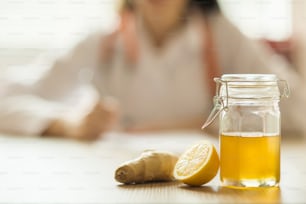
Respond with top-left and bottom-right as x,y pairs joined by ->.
117,181 -> 181,188
117,181 -> 281,203
179,185 -> 282,203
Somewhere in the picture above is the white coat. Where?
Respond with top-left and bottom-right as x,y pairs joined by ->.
0,12 -> 305,136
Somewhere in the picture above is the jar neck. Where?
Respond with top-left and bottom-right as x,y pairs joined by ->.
226,98 -> 280,106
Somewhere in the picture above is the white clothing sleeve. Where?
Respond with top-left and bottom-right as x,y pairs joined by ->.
0,34 -> 101,136
0,95 -> 66,135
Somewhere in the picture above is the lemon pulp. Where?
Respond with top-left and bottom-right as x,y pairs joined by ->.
174,140 -> 219,186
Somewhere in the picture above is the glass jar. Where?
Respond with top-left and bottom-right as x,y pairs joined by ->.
203,74 -> 289,188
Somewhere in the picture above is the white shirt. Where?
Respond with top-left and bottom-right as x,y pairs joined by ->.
0,13 -> 305,136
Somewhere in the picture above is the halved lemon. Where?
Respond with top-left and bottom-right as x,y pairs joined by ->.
173,140 -> 219,186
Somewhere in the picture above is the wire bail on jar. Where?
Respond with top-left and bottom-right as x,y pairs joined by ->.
201,75 -> 290,130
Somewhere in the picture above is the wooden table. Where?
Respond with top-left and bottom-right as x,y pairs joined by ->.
0,131 -> 305,203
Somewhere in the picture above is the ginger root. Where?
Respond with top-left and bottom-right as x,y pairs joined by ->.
114,150 -> 178,184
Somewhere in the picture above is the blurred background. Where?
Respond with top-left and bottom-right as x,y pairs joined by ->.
0,0 -> 305,78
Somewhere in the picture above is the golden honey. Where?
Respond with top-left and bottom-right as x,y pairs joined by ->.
220,133 -> 280,187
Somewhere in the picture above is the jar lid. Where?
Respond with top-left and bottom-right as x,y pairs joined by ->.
221,74 -> 277,82
218,74 -> 283,100
202,74 -> 289,130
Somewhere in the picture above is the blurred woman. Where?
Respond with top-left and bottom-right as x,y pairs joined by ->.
0,0 -> 305,140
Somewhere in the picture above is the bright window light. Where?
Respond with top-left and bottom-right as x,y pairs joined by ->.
0,0 -> 292,49
0,0 -> 118,49
219,0 -> 292,40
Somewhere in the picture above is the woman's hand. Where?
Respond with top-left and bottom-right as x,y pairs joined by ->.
42,99 -> 119,141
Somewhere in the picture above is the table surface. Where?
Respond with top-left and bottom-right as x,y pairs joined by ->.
0,131 -> 305,204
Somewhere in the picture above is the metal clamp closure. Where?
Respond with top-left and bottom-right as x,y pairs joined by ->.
201,77 -> 289,130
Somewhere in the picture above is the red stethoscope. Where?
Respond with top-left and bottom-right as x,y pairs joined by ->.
99,10 -> 221,97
